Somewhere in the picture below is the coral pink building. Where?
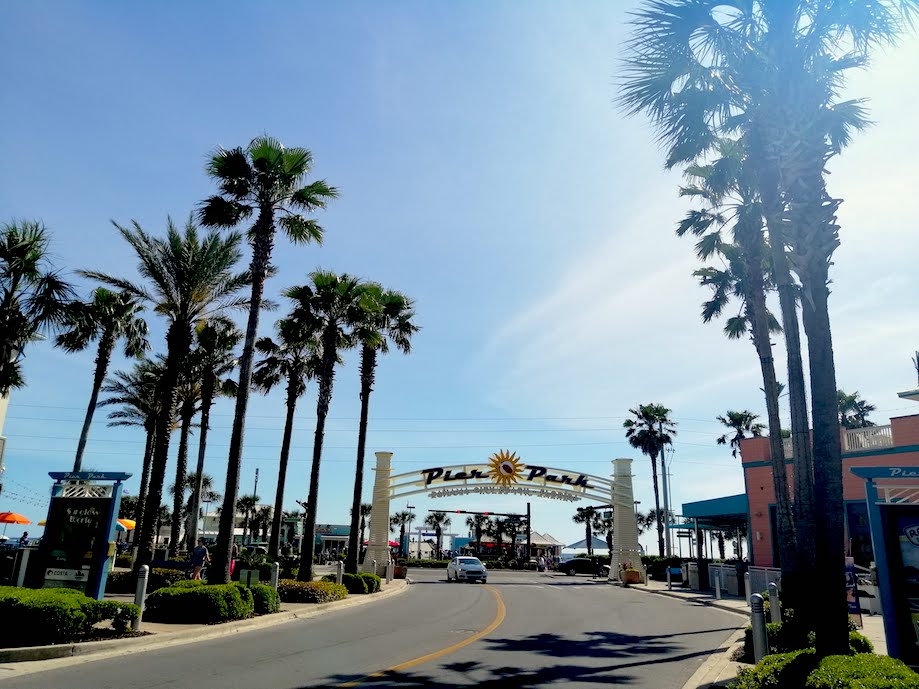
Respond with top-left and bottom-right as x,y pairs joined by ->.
739,393 -> 919,568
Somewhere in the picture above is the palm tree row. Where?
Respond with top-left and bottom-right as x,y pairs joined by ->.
621,0 -> 917,656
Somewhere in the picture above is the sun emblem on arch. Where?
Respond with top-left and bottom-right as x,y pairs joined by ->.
487,450 -> 525,486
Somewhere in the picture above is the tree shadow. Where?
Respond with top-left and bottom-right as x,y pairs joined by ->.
308,628 -> 726,688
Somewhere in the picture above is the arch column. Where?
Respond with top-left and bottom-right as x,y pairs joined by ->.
610,457 -> 644,582
363,451 -> 393,575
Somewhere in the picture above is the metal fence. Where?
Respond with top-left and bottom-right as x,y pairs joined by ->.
748,566 -> 782,595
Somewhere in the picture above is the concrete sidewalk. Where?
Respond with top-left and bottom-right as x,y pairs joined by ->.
629,579 -> 888,689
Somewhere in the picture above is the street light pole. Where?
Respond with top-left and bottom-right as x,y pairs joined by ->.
406,504 -> 415,559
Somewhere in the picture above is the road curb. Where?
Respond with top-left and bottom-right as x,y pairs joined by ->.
680,627 -> 745,689
0,579 -> 409,666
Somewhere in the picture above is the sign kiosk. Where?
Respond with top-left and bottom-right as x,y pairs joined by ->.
33,471 -> 130,600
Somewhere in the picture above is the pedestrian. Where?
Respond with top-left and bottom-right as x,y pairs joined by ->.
18,531 -> 29,547
191,538 -> 210,579
230,542 -> 239,578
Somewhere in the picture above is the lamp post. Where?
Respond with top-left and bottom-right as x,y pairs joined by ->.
406,504 -> 415,559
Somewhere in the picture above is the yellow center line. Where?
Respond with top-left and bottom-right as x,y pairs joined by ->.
336,584 -> 507,688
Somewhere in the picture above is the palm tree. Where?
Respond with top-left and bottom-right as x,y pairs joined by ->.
838,390 -> 876,430
291,272 -> 369,582
346,285 -> 419,574
236,494 -> 260,545
0,220 -> 73,396
169,375 -> 200,556
199,136 -> 337,584
621,1 -> 918,655
717,411 -> 766,458
253,505 -> 273,542
187,320 -> 240,549
466,515 -> 490,556
423,512 -> 451,559
624,404 -> 676,557
486,518 -> 505,559
252,315 -> 319,559
355,503 -> 372,562
83,218 -> 249,571
154,505 -> 171,545
390,511 -> 414,558
169,471 -> 219,546
572,507 -> 598,556
593,512 -> 614,558
56,287 -> 149,472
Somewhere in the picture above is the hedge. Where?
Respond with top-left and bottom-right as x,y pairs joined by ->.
0,586 -> 139,647
398,559 -> 450,569
741,622 -> 871,663
277,580 -> 347,604
358,573 -> 381,593
250,584 -> 280,615
105,567 -> 187,595
731,650 -> 919,689
144,583 -> 253,624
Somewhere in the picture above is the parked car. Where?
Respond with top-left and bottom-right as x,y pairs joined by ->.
447,556 -> 487,583
560,558 -> 610,577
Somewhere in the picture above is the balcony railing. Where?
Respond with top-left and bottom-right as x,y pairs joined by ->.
781,425 -> 894,459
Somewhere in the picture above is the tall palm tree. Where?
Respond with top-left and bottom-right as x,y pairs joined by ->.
717,411 -> 766,458
593,512 -> 614,557
423,512 -> 451,559
624,404 -> 676,557
503,516 -> 524,559
291,272 -> 369,582
236,494 -> 260,545
187,320 -> 240,549
356,503 -> 372,562
466,514 -> 490,556
56,287 -> 149,472
252,315 -> 319,559
83,218 -> 249,570
572,507 -> 598,556
486,518 -> 505,559
169,375 -> 200,556
621,1 -> 918,654
838,390 -> 876,430
169,471 -> 220,546
0,220 -> 73,396
253,505 -> 273,542
199,136 -> 337,584
154,505 -> 171,545
346,285 -> 419,574
99,359 -> 168,536
390,511 -> 414,558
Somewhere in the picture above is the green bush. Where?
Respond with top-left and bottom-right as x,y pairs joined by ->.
105,571 -> 134,594
741,622 -> 871,662
399,559 -> 449,569
277,580 -> 347,604
150,567 -> 187,591
321,573 -> 337,583
358,573 -> 381,593
170,579 -> 206,589
250,584 -> 280,615
0,586 -> 139,647
341,573 -> 368,595
144,583 -> 253,624
805,654 -> 919,689
115,555 -> 133,568
848,630 -> 874,655
731,649 -> 817,689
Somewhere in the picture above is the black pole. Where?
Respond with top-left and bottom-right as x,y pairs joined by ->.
526,502 -> 532,561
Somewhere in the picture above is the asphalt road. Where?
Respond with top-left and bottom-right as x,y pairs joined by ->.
0,569 -> 743,689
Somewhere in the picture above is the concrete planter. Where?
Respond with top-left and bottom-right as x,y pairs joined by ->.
623,569 -> 641,585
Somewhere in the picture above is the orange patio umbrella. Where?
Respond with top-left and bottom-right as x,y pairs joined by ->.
0,511 -> 30,536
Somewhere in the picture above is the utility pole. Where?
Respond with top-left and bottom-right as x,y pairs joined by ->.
660,422 -> 672,557
526,502 -> 532,562
253,468 -> 259,499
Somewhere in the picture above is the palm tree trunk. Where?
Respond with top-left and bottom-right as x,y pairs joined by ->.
187,376 -> 215,550
133,422 -> 155,539
213,210 -> 274,584
269,378 -> 298,560
134,324 -> 187,572
299,333 -> 337,582
346,346 -> 375,574
649,450 -> 664,557
73,330 -> 115,472
169,403 -> 194,557
585,522 -> 592,556
801,257 -> 848,656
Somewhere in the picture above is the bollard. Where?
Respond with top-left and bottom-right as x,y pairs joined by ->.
666,567 -> 672,591
271,562 -> 280,590
744,572 -> 751,606
386,559 -> 393,584
133,565 -> 149,632
768,582 -> 781,623
372,559 -> 377,576
750,594 -> 769,663
715,573 -> 722,600
336,560 -> 344,585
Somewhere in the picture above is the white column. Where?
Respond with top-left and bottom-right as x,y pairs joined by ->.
611,458 -> 644,582
363,452 -> 393,575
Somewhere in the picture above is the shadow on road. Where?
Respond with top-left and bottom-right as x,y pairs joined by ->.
310,628 -> 724,688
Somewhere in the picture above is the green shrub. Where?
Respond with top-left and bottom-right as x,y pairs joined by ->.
149,567 -> 187,591
170,579 -> 206,589
741,622 -> 870,662
277,579 -> 347,604
848,630 -> 873,655
358,573 -> 382,593
0,586 -> 139,647
805,654 -> 919,689
115,555 -> 133,568
731,649 -> 817,689
321,573 -> 337,583
250,584 -> 280,615
144,583 -> 253,624
105,571 -> 134,594
341,573 -> 368,595
399,559 -> 449,569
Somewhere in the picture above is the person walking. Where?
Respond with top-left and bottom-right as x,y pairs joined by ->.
191,538 -> 210,579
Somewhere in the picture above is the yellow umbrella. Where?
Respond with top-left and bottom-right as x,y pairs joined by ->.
38,520 -> 47,526
117,518 -> 136,530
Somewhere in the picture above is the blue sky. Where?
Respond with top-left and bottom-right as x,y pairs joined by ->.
2,2 -> 918,552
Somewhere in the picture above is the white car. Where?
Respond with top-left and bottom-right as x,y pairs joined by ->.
447,556 -> 487,583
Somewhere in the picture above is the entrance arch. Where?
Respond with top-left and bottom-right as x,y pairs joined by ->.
364,451 -> 643,583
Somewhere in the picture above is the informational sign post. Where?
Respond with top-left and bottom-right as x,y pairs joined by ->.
31,472 -> 130,600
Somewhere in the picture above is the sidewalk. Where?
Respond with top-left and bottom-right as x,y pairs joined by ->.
0,578 -> 409,669
629,579 -> 888,689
